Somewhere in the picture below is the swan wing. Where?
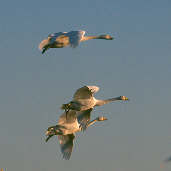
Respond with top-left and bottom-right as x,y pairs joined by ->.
48,32 -> 67,44
73,86 -> 93,100
77,108 -> 93,131
58,110 -> 77,124
66,30 -> 85,48
86,86 -> 100,94
73,85 -> 99,100
39,39 -> 49,50
48,32 -> 66,38
58,134 -> 75,160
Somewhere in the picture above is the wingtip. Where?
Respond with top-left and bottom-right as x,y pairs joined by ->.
39,39 -> 49,51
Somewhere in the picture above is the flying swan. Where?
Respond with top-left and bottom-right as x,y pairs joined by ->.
45,109 -> 107,160
39,30 -> 113,54
61,85 -> 129,118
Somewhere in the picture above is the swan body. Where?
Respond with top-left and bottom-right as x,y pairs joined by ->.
45,109 -> 107,160
39,30 -> 113,54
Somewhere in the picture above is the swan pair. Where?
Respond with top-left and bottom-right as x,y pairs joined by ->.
45,85 -> 129,159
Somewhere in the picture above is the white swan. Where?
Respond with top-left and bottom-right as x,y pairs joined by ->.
39,30 -> 113,54
61,86 -> 129,117
45,109 -> 107,160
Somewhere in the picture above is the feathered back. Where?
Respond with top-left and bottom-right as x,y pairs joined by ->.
58,110 -> 77,124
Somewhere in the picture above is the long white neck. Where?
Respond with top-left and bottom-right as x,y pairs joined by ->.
95,96 -> 122,106
81,35 -> 104,42
86,118 -> 98,127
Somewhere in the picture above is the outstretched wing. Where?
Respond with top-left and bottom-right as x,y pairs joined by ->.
73,86 -> 99,100
58,110 -> 77,125
77,108 -> 93,131
58,134 -> 75,160
86,86 -> 100,94
66,30 -> 85,48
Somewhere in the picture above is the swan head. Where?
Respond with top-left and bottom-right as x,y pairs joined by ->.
97,116 -> 108,121
119,96 -> 129,101
99,34 -> 114,40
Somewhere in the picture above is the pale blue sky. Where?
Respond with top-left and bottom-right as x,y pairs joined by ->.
0,0 -> 171,171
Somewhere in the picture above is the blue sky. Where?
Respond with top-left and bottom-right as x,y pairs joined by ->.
0,0 -> 171,171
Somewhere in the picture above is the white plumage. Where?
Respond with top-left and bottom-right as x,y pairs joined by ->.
39,30 -> 113,54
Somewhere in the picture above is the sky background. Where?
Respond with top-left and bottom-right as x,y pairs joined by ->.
0,0 -> 171,170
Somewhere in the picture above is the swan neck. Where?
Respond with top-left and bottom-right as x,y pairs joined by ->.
95,97 -> 121,106
87,119 -> 97,127
81,36 -> 100,41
